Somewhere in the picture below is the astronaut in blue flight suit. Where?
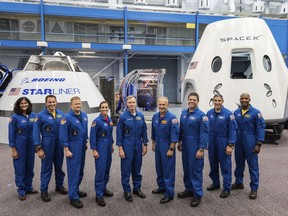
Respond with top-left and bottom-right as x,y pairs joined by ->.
232,93 -> 265,200
116,96 -> 124,114
9,97 -> 38,201
33,95 -> 68,202
116,95 -> 148,203
151,97 -> 179,204
177,92 -> 209,207
206,94 -> 237,198
59,96 -> 88,209
90,101 -> 114,207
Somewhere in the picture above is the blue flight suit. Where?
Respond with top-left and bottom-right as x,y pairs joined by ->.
116,109 -> 148,193
116,98 -> 124,114
179,108 -> 209,199
90,114 -> 114,198
234,105 -> 265,191
207,106 -> 237,191
59,109 -> 88,201
33,108 -> 65,192
9,112 -> 37,197
152,111 -> 179,198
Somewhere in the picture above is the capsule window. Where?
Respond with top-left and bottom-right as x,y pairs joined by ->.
263,55 -> 272,72
211,56 -> 222,73
230,52 -> 252,79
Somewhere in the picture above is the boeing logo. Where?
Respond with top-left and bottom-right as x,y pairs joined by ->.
220,35 -> 263,42
21,77 -> 66,85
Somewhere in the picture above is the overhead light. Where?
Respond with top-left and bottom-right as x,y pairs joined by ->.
122,44 -> 132,50
78,51 -> 95,55
186,23 -> 195,29
82,43 -> 91,49
37,41 -> 48,47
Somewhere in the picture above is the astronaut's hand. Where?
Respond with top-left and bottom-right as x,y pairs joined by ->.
92,150 -> 99,160
177,142 -> 182,152
196,149 -> 204,159
167,149 -> 174,157
142,145 -> 148,156
252,143 -> 261,154
11,147 -> 19,159
152,143 -> 156,152
38,149 -> 46,160
118,147 -> 125,159
225,145 -> 234,155
65,149 -> 73,158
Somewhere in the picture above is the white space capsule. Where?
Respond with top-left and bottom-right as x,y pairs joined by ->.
0,52 -> 104,144
183,17 -> 288,130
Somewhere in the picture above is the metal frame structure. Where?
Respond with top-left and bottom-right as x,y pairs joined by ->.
119,68 -> 165,110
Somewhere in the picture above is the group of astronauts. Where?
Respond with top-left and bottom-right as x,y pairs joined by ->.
8,92 -> 265,209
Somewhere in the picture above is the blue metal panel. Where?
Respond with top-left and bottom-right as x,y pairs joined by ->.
0,2 -> 123,19
48,41 -> 82,49
91,43 -> 122,51
0,2 -> 39,14
0,40 -> 38,48
0,40 -> 124,51
48,42 -> 123,51
127,11 -> 196,23
195,12 -> 199,48
264,18 -> 287,26
198,14 -> 236,24
124,7 -> 128,45
40,0 -> 46,54
264,18 -> 288,54
124,7 -> 128,76
44,5 -> 123,19
0,39 -> 195,53
131,45 -> 195,53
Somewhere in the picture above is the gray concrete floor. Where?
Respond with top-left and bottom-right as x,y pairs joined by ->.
0,123 -> 288,216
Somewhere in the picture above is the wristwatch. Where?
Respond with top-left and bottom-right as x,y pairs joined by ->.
143,143 -> 148,146
169,147 -> 174,151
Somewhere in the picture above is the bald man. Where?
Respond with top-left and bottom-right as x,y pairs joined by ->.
232,93 -> 265,200
151,97 -> 179,204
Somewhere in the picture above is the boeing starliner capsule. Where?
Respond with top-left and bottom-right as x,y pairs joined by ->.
182,18 -> 288,141
0,52 -> 105,144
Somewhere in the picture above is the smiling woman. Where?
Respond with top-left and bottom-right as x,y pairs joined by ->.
8,96 -> 38,201
90,101 -> 114,207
